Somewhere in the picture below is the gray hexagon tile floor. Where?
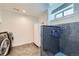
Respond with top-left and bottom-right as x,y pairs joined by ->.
8,43 -> 40,56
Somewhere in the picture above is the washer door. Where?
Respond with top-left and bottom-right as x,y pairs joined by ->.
0,38 -> 11,56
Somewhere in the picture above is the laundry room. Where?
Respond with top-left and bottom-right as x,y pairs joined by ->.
0,3 -> 79,56
0,3 -> 48,56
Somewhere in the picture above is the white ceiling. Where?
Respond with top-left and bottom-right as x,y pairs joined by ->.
0,3 -> 49,18
0,3 -> 65,18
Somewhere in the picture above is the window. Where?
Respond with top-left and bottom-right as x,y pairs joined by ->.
64,8 -> 74,16
48,3 -> 74,23
55,13 -> 63,18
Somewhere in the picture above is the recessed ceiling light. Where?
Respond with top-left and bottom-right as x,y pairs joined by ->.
13,8 -> 20,12
22,10 -> 26,13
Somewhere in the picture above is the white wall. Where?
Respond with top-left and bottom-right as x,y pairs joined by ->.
0,11 -> 38,47
74,3 -> 79,13
33,11 -> 48,47
50,13 -> 79,25
34,24 -> 41,47
38,11 -> 48,25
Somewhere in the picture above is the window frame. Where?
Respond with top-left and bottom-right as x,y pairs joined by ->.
48,4 -> 74,22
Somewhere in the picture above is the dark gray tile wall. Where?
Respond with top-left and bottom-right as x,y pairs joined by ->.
59,24 -> 71,54
59,22 -> 79,56
41,22 -> 79,56
41,25 -> 62,55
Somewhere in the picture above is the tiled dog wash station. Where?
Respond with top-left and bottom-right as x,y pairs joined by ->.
41,22 -> 79,56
